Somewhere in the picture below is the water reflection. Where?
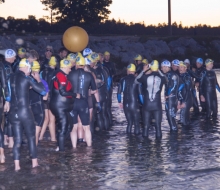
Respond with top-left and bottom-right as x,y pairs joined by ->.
1,71 -> 220,189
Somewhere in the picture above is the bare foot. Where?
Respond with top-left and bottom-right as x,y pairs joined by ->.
0,156 -> 5,164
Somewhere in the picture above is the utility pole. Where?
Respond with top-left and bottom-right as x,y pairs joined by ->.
168,0 -> 172,36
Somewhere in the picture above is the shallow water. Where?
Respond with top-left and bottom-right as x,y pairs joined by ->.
1,71 -> 220,190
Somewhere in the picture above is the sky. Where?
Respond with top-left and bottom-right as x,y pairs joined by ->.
0,0 -> 219,26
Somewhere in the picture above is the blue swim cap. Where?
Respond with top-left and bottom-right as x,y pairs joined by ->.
172,59 -> 180,66
161,60 -> 171,67
196,58 -> 203,64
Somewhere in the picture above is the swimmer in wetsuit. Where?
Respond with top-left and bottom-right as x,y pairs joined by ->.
0,50 -> 11,163
200,59 -> 220,120
30,61 -> 49,145
8,58 -> 46,171
171,59 -> 180,76
178,61 -> 193,125
133,54 -> 143,75
117,63 -> 141,134
136,60 -> 166,138
161,60 -> 180,131
49,59 -> 75,151
68,56 -> 101,148
12,47 -> 26,72
39,56 -> 57,142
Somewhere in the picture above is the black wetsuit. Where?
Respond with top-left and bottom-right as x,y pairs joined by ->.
8,70 -> 46,160
136,63 -> 144,75
11,56 -> 21,72
103,61 -> 115,126
49,69 -> 75,151
199,69 -> 220,119
164,71 -> 179,131
178,72 -> 193,125
0,62 -> 10,149
40,57 -> 50,72
68,68 -> 97,127
3,61 -> 13,138
187,69 -> 200,114
117,74 -> 141,134
195,66 -> 206,112
137,71 -> 166,138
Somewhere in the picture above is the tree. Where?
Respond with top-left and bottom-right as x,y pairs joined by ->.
41,0 -> 57,24
0,0 -> 5,3
41,0 -> 112,24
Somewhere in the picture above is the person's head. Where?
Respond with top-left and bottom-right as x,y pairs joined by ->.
127,63 -> 136,75
58,47 -> 68,59
184,59 -> 190,69
83,48 -> 93,57
142,59 -> 148,65
45,45 -> 53,59
161,60 -> 171,73
5,49 -> 16,63
150,60 -> 159,72
196,58 -> 203,68
205,59 -> 214,70
25,50 -> 39,63
48,56 -> 57,68
60,59 -> 72,74
171,59 -> 179,71
98,53 -> 104,63
31,60 -> 40,74
67,53 -> 77,67
134,54 -> 142,65
19,58 -> 32,76
86,53 -> 99,68
76,56 -> 86,69
178,61 -> 187,74
104,51 -> 110,62
18,47 -> 26,59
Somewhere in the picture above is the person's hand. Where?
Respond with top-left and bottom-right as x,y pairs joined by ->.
192,68 -> 196,72
181,103 -> 186,108
43,93 -> 49,100
177,102 -> 181,109
32,72 -> 41,83
118,103 -> 123,109
4,101 -> 10,112
200,95 -> 205,102
195,82 -> 199,88
143,65 -> 149,72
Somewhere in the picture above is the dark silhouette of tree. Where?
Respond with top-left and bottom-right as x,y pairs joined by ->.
41,0 -> 57,24
0,0 -> 5,3
41,0 -> 112,24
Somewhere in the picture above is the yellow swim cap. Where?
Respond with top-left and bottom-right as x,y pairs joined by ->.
76,56 -> 85,66
18,47 -> 26,55
205,58 -> 214,65
67,53 -> 77,61
49,56 -> 57,67
32,60 -> 40,72
142,59 -> 148,64
134,54 -> 142,61
19,58 -> 32,68
91,52 -> 100,62
150,60 -> 159,71
179,61 -> 187,67
60,59 -> 72,68
127,63 -> 136,72
75,52 -> 82,57
104,51 -> 110,56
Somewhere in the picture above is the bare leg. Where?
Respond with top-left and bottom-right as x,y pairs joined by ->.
48,110 -> 56,141
35,126 -> 41,145
70,124 -> 78,148
4,135 -> 8,146
8,137 -> 14,148
83,125 -> 92,146
39,109 -> 49,140
0,147 -> 5,163
77,116 -> 84,140
14,160 -> 20,171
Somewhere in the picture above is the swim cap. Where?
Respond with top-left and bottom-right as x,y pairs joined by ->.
179,61 -> 187,67
76,56 -> 85,66
161,60 -> 171,67
83,48 -> 93,57
85,57 -> 92,65
49,56 -> 57,67
127,63 -> 136,72
75,52 -> 82,58
172,59 -> 180,66
60,59 -> 72,68
205,58 -> 214,65
5,49 -> 16,58
67,53 -> 77,61
91,52 -> 100,62
19,58 -> 32,68
196,58 -> 203,64
32,60 -> 40,72
104,51 -> 110,56
18,47 -> 26,55
142,59 -> 148,64
150,60 -> 159,71
184,59 -> 190,65
134,54 -> 142,61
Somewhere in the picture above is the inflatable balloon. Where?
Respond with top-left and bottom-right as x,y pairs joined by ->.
62,26 -> 89,53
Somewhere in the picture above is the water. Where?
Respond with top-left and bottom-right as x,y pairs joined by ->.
1,71 -> 220,190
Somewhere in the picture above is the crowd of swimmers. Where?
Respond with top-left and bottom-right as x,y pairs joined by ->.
0,45 -> 219,171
